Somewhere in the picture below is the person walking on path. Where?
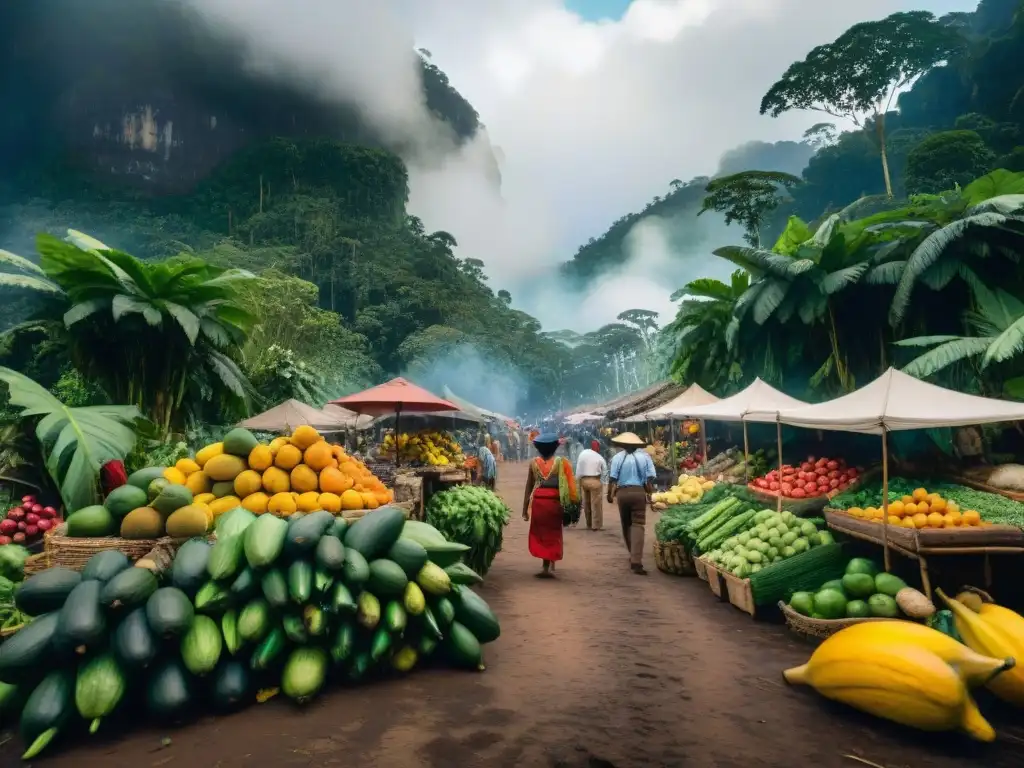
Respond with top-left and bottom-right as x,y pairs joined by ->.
575,440 -> 607,530
477,443 -> 497,490
606,432 -> 655,575
522,433 -> 579,578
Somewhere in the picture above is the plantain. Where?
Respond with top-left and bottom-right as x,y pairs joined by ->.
784,638 -> 995,741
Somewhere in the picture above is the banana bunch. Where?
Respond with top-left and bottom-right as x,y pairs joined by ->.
938,588 -> 1024,706
784,620 -> 1010,741
381,430 -> 464,467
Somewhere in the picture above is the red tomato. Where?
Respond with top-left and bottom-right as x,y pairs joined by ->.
847,468 -> 859,478
826,460 -> 839,471
791,488 -> 807,498
816,467 -> 828,476
769,481 -> 780,491
827,470 -> 839,479
829,478 -> 840,489
800,462 -> 813,472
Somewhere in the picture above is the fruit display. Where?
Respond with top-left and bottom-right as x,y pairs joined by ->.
380,430 -> 464,467
651,474 -> 716,507
783,620 -> 1006,741
1,495 -> 59,546
751,455 -> 860,499
831,477 -> 1024,530
787,557 -> 934,620
701,509 -> 835,578
0,505 -> 499,759
937,589 -> 1024,707
425,485 -> 510,575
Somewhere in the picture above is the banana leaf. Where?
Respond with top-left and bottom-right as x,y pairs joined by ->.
0,368 -> 141,513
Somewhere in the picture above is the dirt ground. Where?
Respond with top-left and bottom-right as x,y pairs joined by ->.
16,462 -> 1024,767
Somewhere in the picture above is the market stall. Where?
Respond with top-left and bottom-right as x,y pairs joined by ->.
237,399 -> 368,433
643,383 -> 720,477
745,368 -> 1024,597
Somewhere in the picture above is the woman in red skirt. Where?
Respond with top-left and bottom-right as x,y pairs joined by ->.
522,433 -> 578,578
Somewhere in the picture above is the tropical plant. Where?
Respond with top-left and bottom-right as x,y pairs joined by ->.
0,367 -> 141,513
699,170 -> 802,247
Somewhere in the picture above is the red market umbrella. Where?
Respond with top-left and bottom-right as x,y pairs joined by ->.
330,378 -> 459,466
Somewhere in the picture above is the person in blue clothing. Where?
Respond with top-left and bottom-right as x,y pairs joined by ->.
477,443 -> 497,490
606,432 -> 656,575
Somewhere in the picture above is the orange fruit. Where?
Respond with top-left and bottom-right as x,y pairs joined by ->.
927,512 -> 944,528
942,513 -> 959,527
290,425 -> 322,450
241,492 -> 270,515
901,516 -> 916,529
360,492 -> 379,510
946,501 -> 960,515
340,461 -> 362,479
887,515 -> 902,526
912,488 -> 928,502
296,491 -> 321,512
903,502 -> 918,516
275,444 -> 302,470
912,513 -> 928,529
269,437 -> 289,455
317,492 -> 342,513
262,466 -> 290,494
929,497 -> 946,513
917,502 -> 931,516
303,441 -> 334,472
901,495 -> 915,505
864,507 -> 879,519
848,507 -> 865,518
962,510 -> 982,526
340,489 -> 364,511
290,464 -> 319,493
268,492 -> 297,517
248,445 -> 274,472
319,467 -> 353,495
945,509 -> 962,525
888,500 -> 905,517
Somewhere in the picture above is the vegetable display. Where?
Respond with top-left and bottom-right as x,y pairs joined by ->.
63,425 -> 394,539
787,557 -> 934,620
0,504 -> 499,759
701,509 -> 835,578
381,430 -> 464,467
651,473 -> 716,506
1,495 -> 59,546
425,485 -> 510,575
751,455 -> 860,499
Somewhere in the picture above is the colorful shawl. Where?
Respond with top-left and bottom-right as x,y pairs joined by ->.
533,457 -> 579,509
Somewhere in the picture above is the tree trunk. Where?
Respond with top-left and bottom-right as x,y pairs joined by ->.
875,112 -> 893,198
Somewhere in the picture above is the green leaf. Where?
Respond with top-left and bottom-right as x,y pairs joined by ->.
0,249 -> 49,278
165,302 -> 201,344
0,367 -> 141,513
64,299 -> 108,328
900,337 -> 990,378
962,170 -> 1024,206
112,295 -> 162,326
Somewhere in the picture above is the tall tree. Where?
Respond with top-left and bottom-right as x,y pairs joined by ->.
760,11 -> 962,198
699,170 -> 801,247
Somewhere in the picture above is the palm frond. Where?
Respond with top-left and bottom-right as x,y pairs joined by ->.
893,335 -> 965,347
0,273 -> 63,294
64,298 -> 109,328
967,194 -> 1024,216
165,302 -> 201,345
821,263 -> 869,295
864,261 -> 906,284
64,230 -> 112,252
901,337 -> 991,378
982,314 -> 1024,368
0,248 -> 49,277
111,295 -> 162,326
669,278 -> 733,302
752,281 -> 787,325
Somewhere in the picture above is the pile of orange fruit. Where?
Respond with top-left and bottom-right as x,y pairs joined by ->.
846,487 -> 984,529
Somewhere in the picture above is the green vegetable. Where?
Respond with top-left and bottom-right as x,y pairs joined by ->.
20,669 -> 74,759
873,572 -> 907,597
75,652 -> 126,733
868,593 -> 900,618
813,588 -> 847,620
282,648 -> 327,703
425,485 -> 510,574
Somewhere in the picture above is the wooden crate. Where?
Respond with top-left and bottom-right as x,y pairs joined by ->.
693,555 -> 709,582
718,568 -> 756,617
704,561 -> 725,598
824,508 -> 1024,554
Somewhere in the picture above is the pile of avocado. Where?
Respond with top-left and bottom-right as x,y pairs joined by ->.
789,558 -> 906,620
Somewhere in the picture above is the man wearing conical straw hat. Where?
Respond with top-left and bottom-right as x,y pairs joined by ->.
606,432 -> 656,575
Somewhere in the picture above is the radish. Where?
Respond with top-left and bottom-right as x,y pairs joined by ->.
0,519 -> 15,535
21,495 -> 35,505
42,506 -> 56,518
12,533 -> 25,543
25,513 -> 38,525
25,525 -> 38,537
826,460 -> 839,471
16,521 -> 26,531
0,536 -> 9,546
769,481 -> 780,491
37,519 -> 52,532
7,508 -> 23,521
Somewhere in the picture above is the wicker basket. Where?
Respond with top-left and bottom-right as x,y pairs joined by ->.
23,551 -> 50,575
653,540 -> 695,576
778,600 -> 897,640
45,524 -> 163,571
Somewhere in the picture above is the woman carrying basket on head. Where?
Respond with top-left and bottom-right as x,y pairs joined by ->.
522,433 -> 578,578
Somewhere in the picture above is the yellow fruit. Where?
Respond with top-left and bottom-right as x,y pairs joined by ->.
194,492 -> 216,506
120,507 -> 164,539
901,495 -> 915,505
942,513 -> 958,527
916,501 -> 931,515
193,502 -> 214,527
930,497 -> 947,512
912,513 -> 928,529
290,425 -> 322,450
887,515 -> 901,526
290,464 -> 319,493
927,512 -> 945,528
864,507 -> 879,519
901,516 -> 917,529
267,492 -> 297,517
848,506 -> 864,518
374,490 -> 392,506
195,442 -> 224,467
262,466 -> 290,494
887,500 -> 905,517
945,509 -> 962,526
234,469 -> 263,498
938,589 -> 1024,707
912,488 -> 929,502
783,637 -> 995,741
339,461 -> 362,479
317,493 -> 342,513
165,504 -> 211,537
204,454 -> 247,482
175,458 -> 201,476
184,470 -> 212,495
209,496 -> 241,517
946,501 -> 960,515
340,489 -> 364,511
360,492 -> 379,510
303,442 -> 334,472
962,510 -> 982,526
248,445 -> 274,472
269,437 -> 289,455
296,491 -> 321,512
903,502 -> 918,516
319,467 -> 352,494
275,444 -> 302,470
241,492 -> 270,515
162,466 -> 187,485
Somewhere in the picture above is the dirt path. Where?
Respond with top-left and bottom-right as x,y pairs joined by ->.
26,463 -> 1024,766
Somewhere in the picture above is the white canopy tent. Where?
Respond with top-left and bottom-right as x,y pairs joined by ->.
744,367 -> 1024,582
564,412 -> 603,425
643,383 -> 720,420
321,404 -> 375,430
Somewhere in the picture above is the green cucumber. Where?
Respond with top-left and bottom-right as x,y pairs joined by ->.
207,533 -> 245,582
20,669 -> 74,760
357,592 -> 381,630
315,534 -> 346,572
221,609 -> 242,655
55,580 -> 107,656
283,614 -> 308,644
387,538 -> 428,577
181,615 -> 223,676
243,514 -> 288,569
81,550 -> 130,582
146,587 -> 195,641
445,563 -> 484,586
75,652 -> 126,734
285,511 -> 335,555
260,568 -> 289,609
330,582 -> 357,614
251,626 -> 287,671
433,596 -> 455,626
330,623 -> 355,665
288,560 -> 313,604
99,567 -> 157,613
344,506 -> 406,560
342,548 -> 370,588
238,598 -> 271,643
282,647 -> 328,704
0,613 -> 59,684
368,559 -> 408,597
384,601 -> 407,634
112,607 -> 158,670
370,627 -> 392,661
399,520 -> 447,547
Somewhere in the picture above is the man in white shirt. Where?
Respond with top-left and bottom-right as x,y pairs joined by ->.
575,440 -> 608,530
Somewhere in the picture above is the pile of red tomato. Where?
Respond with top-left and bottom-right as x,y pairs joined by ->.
751,456 -> 860,498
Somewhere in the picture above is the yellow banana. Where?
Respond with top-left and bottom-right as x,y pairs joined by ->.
938,589 -> 1024,706
814,620 -> 1013,686
784,639 -> 995,740
978,603 -> 1024,644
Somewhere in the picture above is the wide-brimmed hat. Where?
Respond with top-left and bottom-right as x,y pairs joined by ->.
533,432 -> 559,445
611,431 -> 646,447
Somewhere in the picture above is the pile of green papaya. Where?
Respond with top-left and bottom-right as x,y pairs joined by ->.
0,505 -> 500,760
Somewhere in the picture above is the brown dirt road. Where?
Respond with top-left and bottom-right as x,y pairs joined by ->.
24,462 -> 1024,767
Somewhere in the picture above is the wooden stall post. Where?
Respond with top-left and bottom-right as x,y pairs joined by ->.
742,421 -> 751,482
699,419 -> 708,474
881,427 -> 891,573
669,418 -> 677,474
775,418 -> 784,513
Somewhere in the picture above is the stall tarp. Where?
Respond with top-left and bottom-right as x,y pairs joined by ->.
643,384 -> 720,420
606,381 -> 688,420
239,399 -> 353,432
564,411 -> 603,425
321,404 -> 375,430
330,377 -> 458,417
744,367 -> 1024,434
666,378 -> 807,422
441,386 -> 493,421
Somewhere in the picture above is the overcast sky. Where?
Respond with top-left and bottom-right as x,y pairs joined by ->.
188,0 -> 976,330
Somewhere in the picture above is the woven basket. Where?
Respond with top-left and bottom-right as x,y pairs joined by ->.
45,524 -> 163,571
653,540 -> 695,576
23,551 -> 50,575
778,600 -> 897,640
